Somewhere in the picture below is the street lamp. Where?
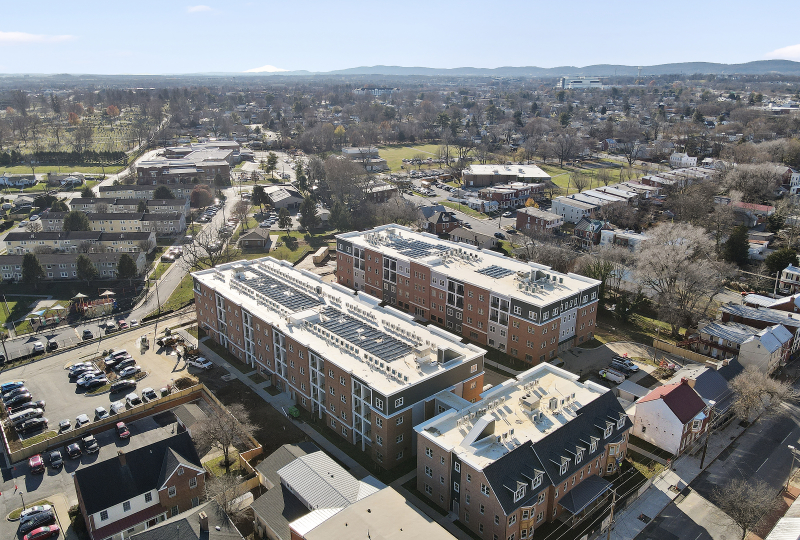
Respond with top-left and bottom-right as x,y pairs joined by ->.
788,445 -> 798,491
19,491 -> 26,512
699,400 -> 716,469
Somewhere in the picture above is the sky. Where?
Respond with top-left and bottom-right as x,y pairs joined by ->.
1,0 -> 798,74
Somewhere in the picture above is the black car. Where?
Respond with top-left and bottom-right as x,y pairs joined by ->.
82,330 -> 94,340
9,400 -> 46,415
16,417 -> 48,434
49,450 -> 63,469
6,392 -> 32,409
83,377 -> 108,390
3,386 -> 28,401
111,379 -> 137,393
18,510 -> 55,534
47,340 -> 58,351
494,232 -> 506,239
82,434 -> 99,453
69,365 -> 96,378
115,358 -> 136,371
65,443 -> 81,459
0,353 -> 5,365
105,355 -> 131,369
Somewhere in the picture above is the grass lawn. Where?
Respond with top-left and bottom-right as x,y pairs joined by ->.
203,452 -> 241,477
0,165 -> 123,175
627,450 -> 666,478
439,201 -> 486,219
378,144 -> 441,171
8,499 -> 54,520
20,430 -> 59,449
149,262 -> 171,281
157,273 -> 195,314
248,372 -> 267,384
0,296 -> 40,326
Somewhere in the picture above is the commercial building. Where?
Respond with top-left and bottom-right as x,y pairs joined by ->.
415,363 -> 630,539
336,225 -> 601,362
136,143 -> 236,186
461,164 -> 550,188
557,76 -> 606,89
192,257 -> 486,469
74,432 -> 205,540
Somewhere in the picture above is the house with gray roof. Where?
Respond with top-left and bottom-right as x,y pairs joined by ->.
129,500 -> 243,540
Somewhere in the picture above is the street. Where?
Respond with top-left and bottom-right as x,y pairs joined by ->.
636,399 -> 800,540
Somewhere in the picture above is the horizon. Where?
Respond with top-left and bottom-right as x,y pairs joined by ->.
2,0 -> 798,75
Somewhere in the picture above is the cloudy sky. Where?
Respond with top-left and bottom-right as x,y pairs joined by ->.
1,0 -> 797,74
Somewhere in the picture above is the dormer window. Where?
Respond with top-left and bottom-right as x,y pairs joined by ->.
604,425 -> 613,439
617,415 -> 625,430
576,450 -> 583,463
590,439 -> 597,453
533,473 -> 542,489
514,485 -> 526,502
560,459 -> 569,475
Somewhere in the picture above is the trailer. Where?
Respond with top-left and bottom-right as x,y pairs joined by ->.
312,246 -> 329,265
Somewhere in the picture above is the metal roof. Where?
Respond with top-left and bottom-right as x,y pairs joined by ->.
699,321 -> 757,344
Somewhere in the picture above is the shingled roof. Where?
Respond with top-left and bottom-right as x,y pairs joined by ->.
638,379 -> 706,424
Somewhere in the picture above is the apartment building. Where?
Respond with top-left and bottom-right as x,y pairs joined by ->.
0,251 -> 146,281
478,183 -> 544,209
40,211 -> 186,235
4,231 -> 155,254
98,184 -> 195,200
415,363 -> 630,539
192,257 -> 486,469
515,207 -> 563,234
462,164 -> 550,188
69,198 -> 190,216
336,225 -> 601,364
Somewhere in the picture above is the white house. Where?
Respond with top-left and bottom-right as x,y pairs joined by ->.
599,229 -> 649,251
669,153 -> 697,168
780,264 -> 800,294
633,379 -> 710,456
551,196 -> 597,224
789,169 -> 800,195
739,324 -> 793,374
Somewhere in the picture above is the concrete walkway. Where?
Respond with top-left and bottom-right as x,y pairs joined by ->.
196,339 -> 371,480
611,419 -> 747,540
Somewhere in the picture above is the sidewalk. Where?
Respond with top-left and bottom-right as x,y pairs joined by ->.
611,420 -> 747,540
196,339 -> 371,480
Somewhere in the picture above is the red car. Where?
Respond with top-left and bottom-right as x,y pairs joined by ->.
28,454 -> 45,475
116,421 -> 130,439
24,525 -> 60,540
118,320 -> 129,329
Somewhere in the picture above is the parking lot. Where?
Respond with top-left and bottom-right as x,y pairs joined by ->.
1,326 -> 208,447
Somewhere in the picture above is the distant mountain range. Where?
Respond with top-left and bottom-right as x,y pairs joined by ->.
239,60 -> 800,77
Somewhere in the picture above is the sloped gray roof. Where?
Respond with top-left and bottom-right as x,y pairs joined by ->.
255,442 -> 318,488
130,500 -> 242,540
277,451 -> 363,509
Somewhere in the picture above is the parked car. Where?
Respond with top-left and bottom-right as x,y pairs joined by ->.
76,372 -> 103,386
58,419 -> 71,432
130,319 -> 140,327
82,330 -> 94,340
611,356 -> 640,373
65,442 -> 81,459
0,353 -> 6,365
160,253 -> 175,263
118,365 -> 142,378
69,362 -> 95,375
46,340 -> 58,351
3,386 -> 29,401
23,525 -> 60,540
75,413 -> 90,427
82,434 -> 99,454
83,377 -> 108,390
118,320 -> 129,329
186,357 -> 213,370
19,512 -> 56,535
94,406 -> 109,420
126,392 -> 142,407
1,381 -> 24,393
115,358 -> 136,371
105,323 -> 118,333
48,450 -> 63,469
6,393 -> 32,409
494,232 -> 506,239
105,355 -> 132,369
141,388 -> 158,402
17,418 -> 48,434
111,379 -> 137,393
110,401 -> 126,414
116,422 -> 130,439
31,342 -> 45,353
19,505 -> 53,523
502,211 -> 513,218
9,400 -> 45,415
28,454 -> 45,474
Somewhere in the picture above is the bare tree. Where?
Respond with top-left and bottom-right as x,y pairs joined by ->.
182,226 -> 239,271
712,478 -> 782,540
729,365 -> 798,422
616,121 -> 647,166
722,164 -> 782,204
205,473 -> 249,519
551,128 -> 582,168
194,403 -> 256,475
569,170 -> 590,193
517,230 -> 580,273
596,168 -> 612,186
26,221 -> 43,233
232,200 -> 252,231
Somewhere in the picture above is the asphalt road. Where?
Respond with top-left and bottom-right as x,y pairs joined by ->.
636,398 -> 800,540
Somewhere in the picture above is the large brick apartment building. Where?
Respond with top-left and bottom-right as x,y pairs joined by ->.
415,363 -> 631,540
335,225 -> 601,365
192,257 -> 486,469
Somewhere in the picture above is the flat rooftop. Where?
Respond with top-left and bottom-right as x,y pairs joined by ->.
416,364 -> 611,470
338,225 -> 600,307
192,257 -> 484,394
465,164 -> 550,179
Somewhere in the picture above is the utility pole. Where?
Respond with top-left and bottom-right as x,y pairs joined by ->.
787,445 -> 798,492
606,488 -> 617,540
699,400 -> 716,468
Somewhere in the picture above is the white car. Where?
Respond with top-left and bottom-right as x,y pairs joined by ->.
130,319 -> 140,327
126,392 -> 142,407
17,220 -> 28,228
32,341 -> 45,353
118,365 -> 142,378
110,401 -> 125,414
187,357 -> 213,370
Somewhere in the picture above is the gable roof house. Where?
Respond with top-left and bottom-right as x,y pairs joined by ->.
633,379 -> 710,456
414,363 -> 631,540
74,432 -> 205,540
739,324 -> 793,374
129,500 -> 243,540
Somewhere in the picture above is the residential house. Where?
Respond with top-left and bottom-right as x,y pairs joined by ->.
250,448 -> 383,540
665,364 -> 739,427
449,227 -> 497,250
365,182 -> 398,202
550,197 -> 597,224
516,207 -> 564,234
692,321 -> 758,360
599,229 -> 648,251
733,202 -> 775,226
0,251 -> 146,281
73,432 -> 205,540
478,182 -> 544,209
669,152 -> 697,168
742,293 -> 800,313
788,168 -> 800,195
633,378 -> 710,456
0,174 -> 38,188
239,228 -> 272,249
264,185 -> 302,210
129,500 -> 243,540
718,303 -> 800,354
574,217 -> 607,248
415,363 -> 631,539
254,442 -> 318,490
739,325 -> 793,374
425,210 -> 460,235
781,265 -> 800,294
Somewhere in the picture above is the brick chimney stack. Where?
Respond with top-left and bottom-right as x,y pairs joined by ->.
198,511 -> 208,532
118,450 -> 126,467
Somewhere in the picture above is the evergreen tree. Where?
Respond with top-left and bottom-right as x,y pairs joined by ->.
153,185 -> 175,199
116,254 -> 138,280
298,196 -> 320,231
278,208 -> 292,237
765,248 -> 799,275
137,200 -> 148,213
21,253 -> 45,287
329,200 -> 350,231
76,254 -> 98,284
81,186 -> 94,198
724,225 -> 750,266
62,210 -> 91,231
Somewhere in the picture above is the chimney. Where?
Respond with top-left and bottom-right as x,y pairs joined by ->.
118,450 -> 126,467
198,511 -> 208,532
680,377 -> 689,386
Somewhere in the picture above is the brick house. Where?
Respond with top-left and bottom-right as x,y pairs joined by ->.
573,217 -> 608,248
415,363 -> 631,540
425,210 -> 460,235
74,432 -> 205,540
516,207 -> 564,234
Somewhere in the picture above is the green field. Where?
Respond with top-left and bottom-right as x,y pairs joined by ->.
0,165 -> 123,175
378,144 -> 441,171
439,201 -> 487,219
0,296 -> 40,326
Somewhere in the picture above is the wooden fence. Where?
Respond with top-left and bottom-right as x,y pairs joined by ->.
652,339 -> 714,366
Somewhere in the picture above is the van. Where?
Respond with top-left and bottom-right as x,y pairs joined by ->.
183,235 -> 193,244
611,357 -> 639,373
598,369 -> 625,384
9,407 -> 44,426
